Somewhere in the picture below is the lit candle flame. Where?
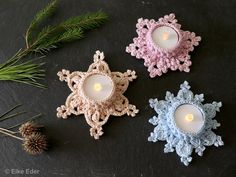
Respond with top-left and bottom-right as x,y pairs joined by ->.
162,32 -> 169,40
185,114 -> 194,122
93,83 -> 102,91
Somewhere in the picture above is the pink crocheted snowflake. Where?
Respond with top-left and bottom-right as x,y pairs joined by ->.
126,13 -> 201,78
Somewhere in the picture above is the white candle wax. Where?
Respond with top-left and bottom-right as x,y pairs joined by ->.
151,26 -> 179,50
174,104 -> 204,134
82,74 -> 114,102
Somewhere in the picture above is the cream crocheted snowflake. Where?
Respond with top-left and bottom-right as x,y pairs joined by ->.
57,50 -> 139,139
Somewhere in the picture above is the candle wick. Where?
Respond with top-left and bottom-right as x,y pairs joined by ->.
162,32 -> 169,40
93,83 -> 102,92
185,114 -> 194,122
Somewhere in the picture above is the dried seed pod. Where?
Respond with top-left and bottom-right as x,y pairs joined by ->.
22,133 -> 47,155
19,121 -> 40,137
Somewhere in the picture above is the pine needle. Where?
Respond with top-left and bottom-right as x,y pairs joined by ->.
0,104 -> 22,119
0,111 -> 26,122
8,113 -> 42,130
0,58 -> 46,88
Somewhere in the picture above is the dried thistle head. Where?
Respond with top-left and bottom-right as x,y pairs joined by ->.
22,133 -> 47,155
19,121 -> 40,137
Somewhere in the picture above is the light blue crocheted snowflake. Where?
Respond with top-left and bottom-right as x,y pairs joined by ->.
148,81 -> 224,166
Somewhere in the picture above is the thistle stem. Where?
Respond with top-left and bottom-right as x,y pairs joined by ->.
0,128 -> 23,141
0,128 -> 16,134
0,129 -> 18,137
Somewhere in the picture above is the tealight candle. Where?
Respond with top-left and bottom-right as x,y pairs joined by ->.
82,73 -> 115,102
151,26 -> 179,50
174,104 -> 205,134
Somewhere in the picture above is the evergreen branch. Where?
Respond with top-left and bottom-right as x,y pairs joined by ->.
32,11 -> 107,52
57,28 -> 84,43
0,0 -> 108,88
61,11 -> 108,30
35,25 -> 63,44
25,0 -> 58,47
35,27 -> 84,51
32,25 -> 65,50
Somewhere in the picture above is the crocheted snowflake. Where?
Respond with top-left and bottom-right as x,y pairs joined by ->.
148,81 -> 223,166
57,51 -> 139,139
126,13 -> 201,78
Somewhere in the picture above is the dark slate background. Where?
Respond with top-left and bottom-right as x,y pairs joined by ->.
0,0 -> 235,177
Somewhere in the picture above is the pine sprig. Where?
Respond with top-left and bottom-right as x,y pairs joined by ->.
0,0 -> 108,88
38,28 -> 84,49
32,11 -> 107,53
61,11 -> 108,30
57,28 -> 84,43
25,0 -> 58,47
